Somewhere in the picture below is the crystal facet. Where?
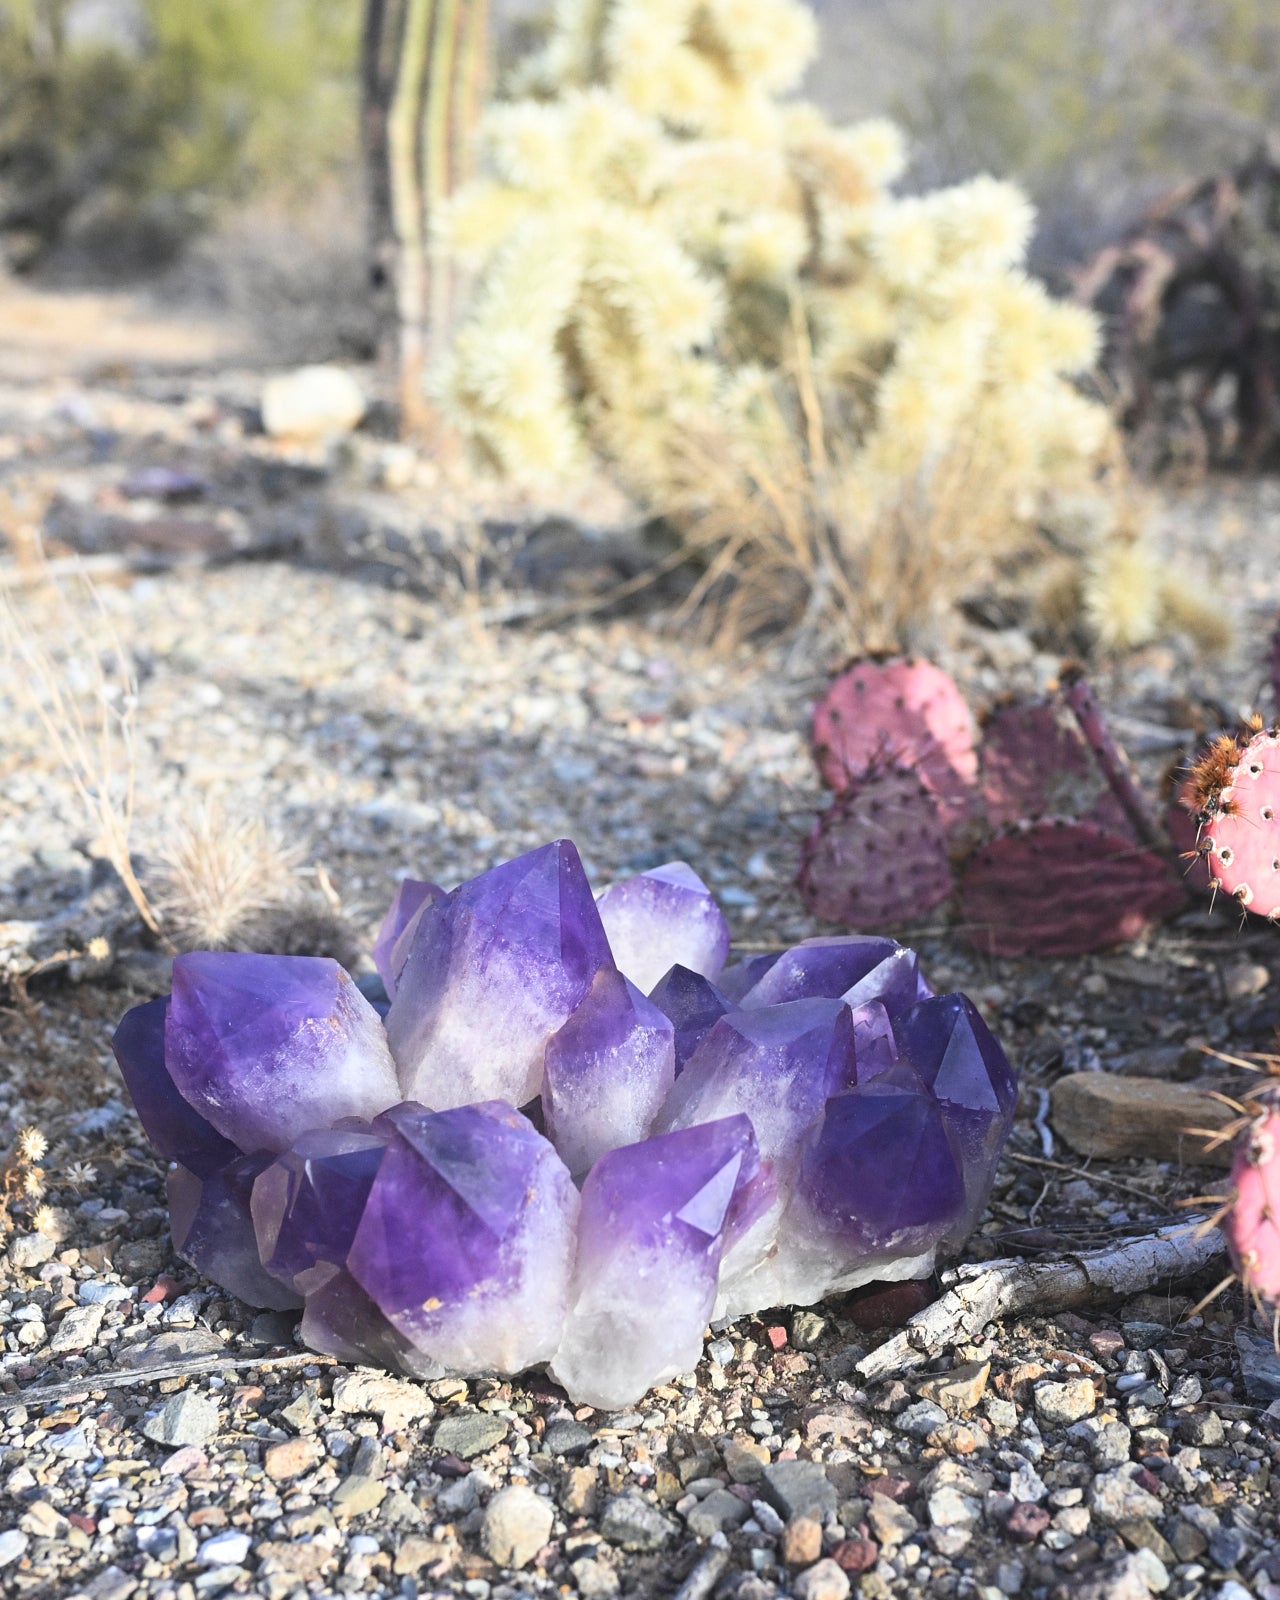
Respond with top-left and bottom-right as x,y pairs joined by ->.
595,861 -> 731,993
168,1153 -> 302,1312
112,997 -> 237,1177
543,966 -> 675,1180
372,878 -> 444,998
116,837 -> 1018,1409
386,841 -> 612,1108
166,952 -> 400,1153
346,1101 -> 579,1377
550,1116 -> 771,1408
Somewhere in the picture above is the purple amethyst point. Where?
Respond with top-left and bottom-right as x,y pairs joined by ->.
165,952 -> 400,1153
543,966 -> 676,1181
550,1115 -> 769,1409
347,1100 -> 578,1376
168,1152 -> 301,1312
251,1126 -> 388,1294
386,841 -> 613,1109
373,878 -> 445,998
595,861 -> 731,994
112,996 -> 237,1177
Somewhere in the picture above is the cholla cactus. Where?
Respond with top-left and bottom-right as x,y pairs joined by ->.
440,0 -> 1116,641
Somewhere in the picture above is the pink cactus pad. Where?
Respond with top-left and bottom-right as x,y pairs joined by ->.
981,698 -> 1127,834
959,818 -> 1186,958
812,657 -> 978,831
797,761 -> 954,929
1223,1091 -> 1280,1305
1194,725 -> 1280,919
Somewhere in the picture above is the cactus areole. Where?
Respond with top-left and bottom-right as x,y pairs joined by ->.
1185,720 -> 1280,920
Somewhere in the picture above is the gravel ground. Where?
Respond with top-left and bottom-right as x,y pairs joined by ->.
2,287 -> 1280,1600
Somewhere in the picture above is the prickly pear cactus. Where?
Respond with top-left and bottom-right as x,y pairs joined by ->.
1223,1088 -> 1280,1309
798,761 -> 954,928
980,699 -> 1126,834
812,657 -> 978,830
958,818 -> 1185,958
1184,722 -> 1280,918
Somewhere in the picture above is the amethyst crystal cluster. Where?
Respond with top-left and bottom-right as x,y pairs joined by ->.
113,841 -> 1017,1408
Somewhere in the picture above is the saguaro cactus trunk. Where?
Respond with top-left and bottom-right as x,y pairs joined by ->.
361,0 -> 489,436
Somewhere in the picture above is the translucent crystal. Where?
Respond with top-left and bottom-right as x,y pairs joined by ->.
346,1101 -> 579,1377
112,996 -> 237,1177
543,967 -> 675,1181
647,964 -> 732,1073
251,1125 -> 389,1294
550,1116 -> 772,1409
165,952 -> 400,1153
595,862 -> 730,993
372,878 -> 444,998
387,841 -> 612,1108
168,1153 -> 301,1312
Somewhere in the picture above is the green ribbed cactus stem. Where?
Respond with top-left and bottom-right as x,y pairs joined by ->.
361,0 -> 489,437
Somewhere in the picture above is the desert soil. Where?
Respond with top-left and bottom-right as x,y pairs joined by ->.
1,280 -> 1280,1600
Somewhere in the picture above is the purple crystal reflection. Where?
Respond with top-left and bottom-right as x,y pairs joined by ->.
347,1101 -> 578,1377
647,965 -> 731,1073
386,841 -> 613,1109
251,1127 -> 388,1294
112,997 -> 237,1177
373,879 -> 444,998
166,953 -> 400,1153
168,1153 -> 301,1312
595,862 -> 731,994
543,967 -> 675,1180
550,1116 -> 772,1408
896,994 -> 1018,1244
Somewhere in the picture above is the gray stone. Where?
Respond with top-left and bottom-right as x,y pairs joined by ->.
759,1459 -> 837,1521
332,1475 -> 388,1517
142,1390 -> 221,1448
433,1411 -> 508,1459
600,1495 -> 674,1552
723,1438 -> 770,1483
1090,1466 -> 1163,1527
1208,1526 -> 1249,1570
0,1531 -> 28,1568
197,1532 -> 251,1567
927,1486 -> 979,1528
8,1232 -> 55,1269
481,1485 -> 554,1569
1061,1553 -> 1155,1600
544,1419 -> 594,1456
792,1558 -> 851,1600
1235,1326 -> 1280,1403
1033,1378 -> 1096,1427
50,1303 -> 106,1352
1008,1461 -> 1047,1503
1176,1410 -> 1225,1447
895,1399 -> 948,1439
685,1489 -> 750,1537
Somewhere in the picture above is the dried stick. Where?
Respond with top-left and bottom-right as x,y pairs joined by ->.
2,1350 -> 335,1413
857,1218 -> 1226,1383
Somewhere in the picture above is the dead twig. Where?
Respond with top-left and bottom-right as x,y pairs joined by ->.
857,1217 -> 1226,1382
1,1349 -> 335,1412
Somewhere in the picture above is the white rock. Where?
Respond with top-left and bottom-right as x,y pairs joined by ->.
261,366 -> 366,439
197,1530 -> 251,1567
0,1531 -> 28,1567
481,1485 -> 554,1569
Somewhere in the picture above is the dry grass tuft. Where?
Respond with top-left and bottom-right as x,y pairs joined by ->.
150,801 -> 305,951
0,571 -> 164,940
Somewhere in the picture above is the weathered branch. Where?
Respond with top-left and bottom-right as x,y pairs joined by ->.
857,1218 -> 1226,1383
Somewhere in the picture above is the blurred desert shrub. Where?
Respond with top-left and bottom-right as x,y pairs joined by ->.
0,0 -> 357,272
807,0 -> 1280,273
437,0 -> 1135,649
